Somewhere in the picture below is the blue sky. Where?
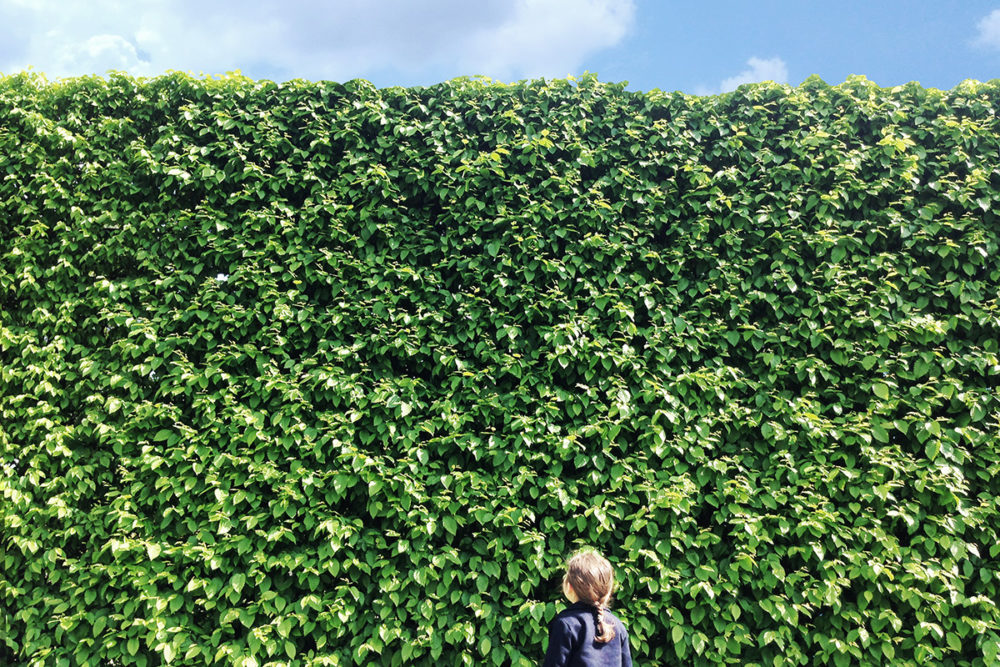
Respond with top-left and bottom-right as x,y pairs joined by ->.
1,1 -> 998,93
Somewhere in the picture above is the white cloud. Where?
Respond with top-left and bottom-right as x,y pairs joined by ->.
465,0 -> 635,80
719,56 -> 788,92
54,34 -> 145,75
697,56 -> 789,95
973,9 -> 1000,49
0,0 -> 636,82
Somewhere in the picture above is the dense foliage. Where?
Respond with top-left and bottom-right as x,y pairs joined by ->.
2,71 -> 999,666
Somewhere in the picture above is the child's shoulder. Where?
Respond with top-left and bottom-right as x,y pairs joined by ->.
554,603 -> 589,621
548,604 -> 587,636
556,603 -> 629,629
606,608 -> 630,633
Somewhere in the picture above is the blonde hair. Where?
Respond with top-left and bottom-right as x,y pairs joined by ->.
564,550 -> 616,643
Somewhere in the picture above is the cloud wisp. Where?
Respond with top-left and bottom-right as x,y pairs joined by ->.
466,0 -> 635,80
973,9 -> 1000,50
696,56 -> 789,95
0,0 -> 636,82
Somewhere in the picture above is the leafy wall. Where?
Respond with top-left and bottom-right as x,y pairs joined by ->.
1,71 -> 999,666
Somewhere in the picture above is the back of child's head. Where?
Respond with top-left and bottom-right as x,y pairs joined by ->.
564,549 -> 616,643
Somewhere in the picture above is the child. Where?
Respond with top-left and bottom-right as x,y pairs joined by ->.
542,550 -> 634,667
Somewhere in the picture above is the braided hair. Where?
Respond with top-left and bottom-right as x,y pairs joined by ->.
564,550 -> 616,643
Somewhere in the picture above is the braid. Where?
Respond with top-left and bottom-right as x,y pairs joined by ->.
592,602 -> 616,643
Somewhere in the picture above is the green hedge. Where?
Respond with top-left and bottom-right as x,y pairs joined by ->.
2,71 -> 1000,666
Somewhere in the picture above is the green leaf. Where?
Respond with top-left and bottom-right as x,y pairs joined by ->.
926,440 -> 941,460
882,642 -> 895,661
984,640 -> 998,664
872,423 -> 889,443
692,632 -> 706,655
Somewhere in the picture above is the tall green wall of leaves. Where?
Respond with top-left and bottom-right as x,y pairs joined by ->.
2,71 -> 999,666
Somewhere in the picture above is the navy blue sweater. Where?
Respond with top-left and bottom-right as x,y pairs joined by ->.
542,602 -> 633,667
